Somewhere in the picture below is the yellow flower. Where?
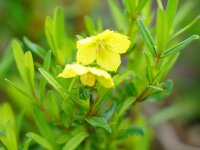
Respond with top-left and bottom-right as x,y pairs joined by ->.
58,64 -> 114,88
76,29 -> 131,71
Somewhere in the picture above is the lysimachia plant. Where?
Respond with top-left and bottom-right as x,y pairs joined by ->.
0,0 -> 199,149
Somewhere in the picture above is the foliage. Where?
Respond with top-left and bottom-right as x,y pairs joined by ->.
0,0 -> 199,149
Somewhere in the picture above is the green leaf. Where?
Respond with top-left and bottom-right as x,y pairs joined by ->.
5,79 -> 34,101
12,40 -> 26,82
0,103 -> 15,129
144,53 -> 153,83
161,35 -> 199,58
125,81 -> 138,97
33,107 -> 55,147
23,138 -> 32,150
97,18 -> 103,33
166,0 -> 179,34
24,51 -> 35,88
0,136 -> 12,150
84,16 -> 96,35
146,80 -> 173,102
26,132 -> 53,150
123,0 -> 135,16
137,18 -> 157,57
117,126 -> 144,139
156,9 -> 168,51
156,53 -> 179,81
137,0 -> 149,12
45,17 -> 56,56
47,91 -> 60,118
0,46 -> 13,77
109,0 -> 128,32
113,71 -> 135,86
39,51 -> 51,100
62,99 -> 75,118
23,37 -> 46,59
5,122 -> 17,150
38,68 -> 65,97
62,131 -> 89,150
85,117 -> 111,133
156,0 -> 164,10
54,7 -> 66,48
117,97 -> 136,119
169,15 -> 200,41
147,85 -> 164,92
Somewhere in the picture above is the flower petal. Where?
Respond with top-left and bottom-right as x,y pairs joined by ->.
80,73 -> 96,86
76,37 -> 97,65
97,76 -> 114,88
89,67 -> 114,88
58,64 -> 88,78
97,50 -> 121,71
105,32 -> 131,54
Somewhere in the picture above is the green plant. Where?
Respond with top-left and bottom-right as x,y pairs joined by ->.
0,0 -> 199,149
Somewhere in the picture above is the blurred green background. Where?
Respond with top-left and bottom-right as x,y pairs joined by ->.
0,0 -> 199,148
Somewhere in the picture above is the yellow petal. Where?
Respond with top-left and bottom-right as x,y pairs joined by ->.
89,67 -> 114,88
105,32 -> 131,54
58,64 -> 88,78
97,76 -> 114,88
76,37 -> 97,65
80,73 -> 96,86
97,49 -> 121,71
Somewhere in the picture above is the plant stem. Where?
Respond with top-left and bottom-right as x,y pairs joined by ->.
85,96 -> 100,117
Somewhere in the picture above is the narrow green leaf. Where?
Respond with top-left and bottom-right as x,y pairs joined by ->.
156,0 -> 164,10
23,37 -> 46,59
144,53 -> 153,83
166,0 -> 179,34
39,51 -> 51,100
123,0 -> 134,16
26,132 -> 53,150
0,136 -> 12,150
84,16 -> 96,35
97,18 -> 103,33
85,117 -> 111,133
23,138 -> 32,150
0,47 -> 13,77
161,35 -> 199,58
12,40 -> 26,82
125,81 -> 138,97
137,18 -> 157,57
146,80 -> 173,102
118,97 -> 136,119
54,7 -> 66,48
47,91 -> 60,118
0,103 -> 15,129
147,85 -> 164,91
170,15 -> 200,41
137,0 -> 149,12
24,51 -> 35,88
156,9 -> 168,51
43,51 -> 51,72
117,126 -> 144,139
45,17 -> 57,56
62,131 -> 89,150
33,107 -> 55,147
156,54 -> 179,81
5,79 -> 33,101
109,0 -> 128,32
38,68 -> 65,97
5,122 -> 17,150
113,71 -> 135,86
